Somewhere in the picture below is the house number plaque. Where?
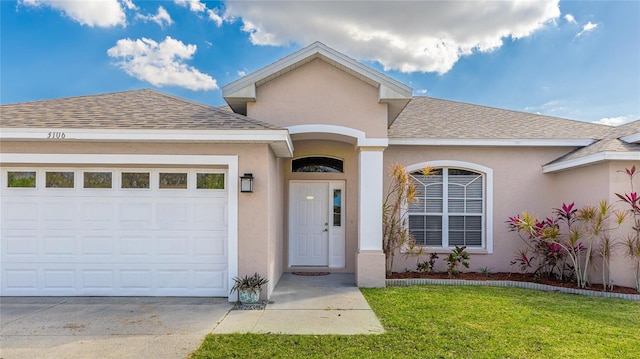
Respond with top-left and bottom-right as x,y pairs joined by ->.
47,132 -> 66,139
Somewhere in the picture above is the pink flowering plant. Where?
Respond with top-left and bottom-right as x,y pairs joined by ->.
508,200 -> 625,290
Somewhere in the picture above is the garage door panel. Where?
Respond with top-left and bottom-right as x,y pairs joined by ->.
82,270 -> 114,290
194,202 -> 227,227
120,236 -> 153,256
44,236 -> 77,256
82,236 -> 115,255
194,233 -> 227,258
4,235 -> 39,257
42,202 -> 77,224
1,167 -> 229,297
44,269 -> 76,289
119,203 -> 153,229
156,236 -> 189,255
3,202 -> 39,229
4,269 -> 38,290
156,203 -> 189,227
81,202 -> 116,228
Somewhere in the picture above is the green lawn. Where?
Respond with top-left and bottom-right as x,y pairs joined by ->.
190,286 -> 640,358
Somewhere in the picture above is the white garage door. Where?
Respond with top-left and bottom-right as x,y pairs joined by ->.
1,167 -> 229,296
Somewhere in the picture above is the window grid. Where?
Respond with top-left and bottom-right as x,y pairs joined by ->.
410,168 -> 484,248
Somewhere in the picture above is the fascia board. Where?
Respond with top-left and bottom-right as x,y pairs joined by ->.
1,128 -> 285,141
223,83 -> 256,101
222,42 -> 412,100
621,132 -> 640,144
543,151 -> 640,173
389,138 -> 595,147
1,128 -> 294,157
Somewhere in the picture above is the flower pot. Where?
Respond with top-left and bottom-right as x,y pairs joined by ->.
238,288 -> 260,304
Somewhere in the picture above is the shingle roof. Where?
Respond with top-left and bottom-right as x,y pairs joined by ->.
546,119 -> 640,166
389,97 -> 610,140
0,89 -> 281,130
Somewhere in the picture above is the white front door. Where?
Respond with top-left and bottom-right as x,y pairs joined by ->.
289,181 -> 345,267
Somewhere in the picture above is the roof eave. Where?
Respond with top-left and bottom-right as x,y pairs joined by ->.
621,132 -> 640,144
0,128 -> 294,158
388,138 -> 596,147
543,151 -> 640,173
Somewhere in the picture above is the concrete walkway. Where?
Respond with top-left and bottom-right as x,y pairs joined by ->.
213,273 -> 384,335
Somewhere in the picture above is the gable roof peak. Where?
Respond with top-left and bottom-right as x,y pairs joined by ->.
222,41 -> 412,124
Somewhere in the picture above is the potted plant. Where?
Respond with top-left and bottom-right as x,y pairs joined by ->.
230,272 -> 269,304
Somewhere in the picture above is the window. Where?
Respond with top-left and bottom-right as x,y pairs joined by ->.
409,167 -> 485,248
333,189 -> 342,226
197,173 -> 225,189
292,157 -> 343,173
46,171 -> 74,188
84,172 -> 112,189
121,172 -> 150,189
159,173 -> 187,189
7,171 -> 36,188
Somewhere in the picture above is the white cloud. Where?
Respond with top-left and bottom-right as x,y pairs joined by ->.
174,0 -> 206,13
223,0 -> 560,74
107,36 -> 218,91
524,100 -> 566,115
577,21 -> 599,37
175,0 -> 224,26
207,9 -> 224,27
415,89 -> 428,95
121,0 -> 137,11
593,116 -> 633,126
136,6 -> 173,27
237,70 -> 246,77
20,0 -> 127,27
564,14 -> 576,24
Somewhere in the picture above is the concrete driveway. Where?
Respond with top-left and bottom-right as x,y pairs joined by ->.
0,297 -> 232,359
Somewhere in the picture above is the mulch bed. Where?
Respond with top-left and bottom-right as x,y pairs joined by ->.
387,272 -> 639,295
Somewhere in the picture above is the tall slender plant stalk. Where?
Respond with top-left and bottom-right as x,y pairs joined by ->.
382,164 -> 432,275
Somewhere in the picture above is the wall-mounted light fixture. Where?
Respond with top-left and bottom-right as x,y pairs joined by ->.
240,173 -> 254,193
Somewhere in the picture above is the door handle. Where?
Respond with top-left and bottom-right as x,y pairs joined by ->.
323,228 -> 328,232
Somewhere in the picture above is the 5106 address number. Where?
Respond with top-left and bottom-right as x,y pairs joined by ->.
47,132 -> 66,139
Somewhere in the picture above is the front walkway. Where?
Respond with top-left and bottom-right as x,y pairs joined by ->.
213,273 -> 384,334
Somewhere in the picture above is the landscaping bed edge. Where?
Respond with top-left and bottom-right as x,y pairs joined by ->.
385,278 -> 640,301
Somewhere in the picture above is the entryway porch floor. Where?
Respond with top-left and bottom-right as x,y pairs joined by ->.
212,273 -> 384,335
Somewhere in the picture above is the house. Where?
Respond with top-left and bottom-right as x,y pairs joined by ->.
1,42 -> 638,299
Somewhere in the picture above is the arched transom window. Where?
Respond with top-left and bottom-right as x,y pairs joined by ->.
292,156 -> 344,173
409,167 -> 485,248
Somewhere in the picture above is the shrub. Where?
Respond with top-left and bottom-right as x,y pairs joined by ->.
416,252 -> 439,273
508,201 -> 624,290
445,245 -> 470,277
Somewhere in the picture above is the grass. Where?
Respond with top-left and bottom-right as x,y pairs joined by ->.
190,285 -> 640,358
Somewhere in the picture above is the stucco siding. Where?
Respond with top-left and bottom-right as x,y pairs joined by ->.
551,162 -> 637,289
607,161 -> 639,289
384,145 -> 574,274
247,58 -> 389,138
551,162 -> 610,207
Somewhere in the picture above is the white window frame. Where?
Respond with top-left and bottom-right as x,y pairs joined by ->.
405,161 -> 493,254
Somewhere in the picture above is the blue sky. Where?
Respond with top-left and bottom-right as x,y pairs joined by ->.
1,0 -> 638,125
